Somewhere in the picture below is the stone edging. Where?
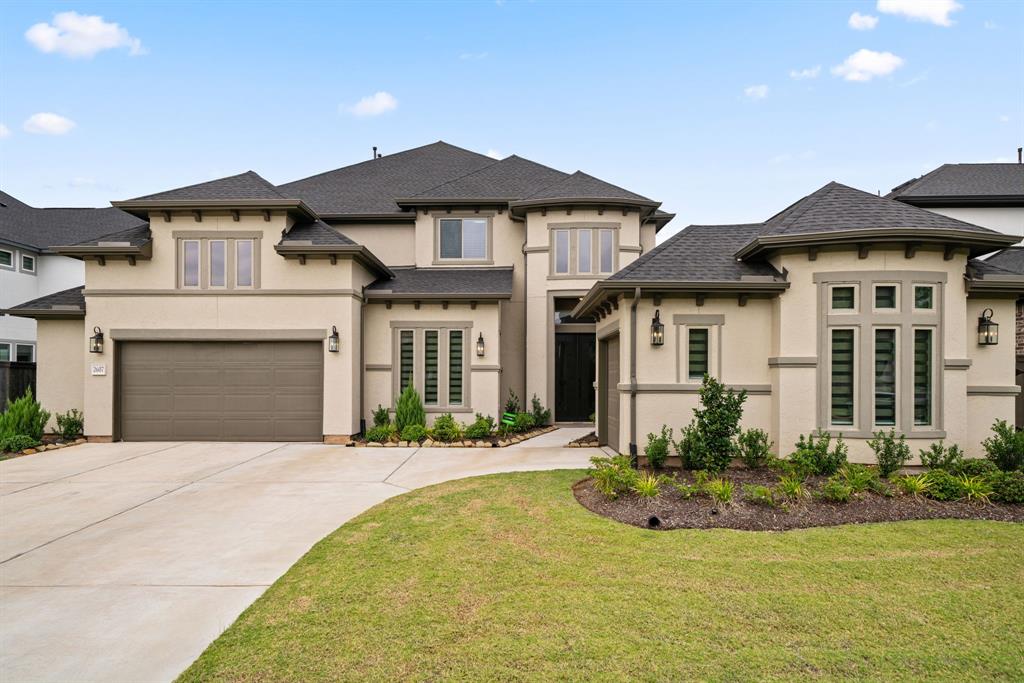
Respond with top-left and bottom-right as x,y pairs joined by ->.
3,438 -> 88,458
357,425 -> 559,448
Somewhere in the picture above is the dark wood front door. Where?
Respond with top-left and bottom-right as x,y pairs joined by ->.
555,333 -> 596,422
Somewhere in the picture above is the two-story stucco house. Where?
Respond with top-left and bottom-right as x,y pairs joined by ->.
576,181 -> 1023,462
4,142 -> 672,441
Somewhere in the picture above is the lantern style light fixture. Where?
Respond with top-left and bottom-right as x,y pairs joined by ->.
476,332 -> 486,357
328,326 -> 340,353
651,310 -> 665,346
977,308 -> 998,346
89,326 -> 104,354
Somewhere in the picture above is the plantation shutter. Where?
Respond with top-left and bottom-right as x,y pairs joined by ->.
399,331 -> 415,392
914,329 -> 932,426
830,329 -> 855,426
874,285 -> 896,309
874,329 -> 897,426
424,330 -> 439,405
831,286 -> 855,310
687,329 -> 709,380
448,330 -> 463,406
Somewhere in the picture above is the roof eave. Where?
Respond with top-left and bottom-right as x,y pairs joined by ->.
734,228 -> 1020,260
394,197 -> 514,207
965,274 -> 1024,295
508,197 -> 660,217
51,241 -> 153,261
111,199 -> 318,221
895,195 -> 1024,208
364,291 -> 511,301
644,212 -> 676,233
274,243 -> 394,278
0,307 -> 85,320
573,279 -> 789,318
319,213 -> 417,224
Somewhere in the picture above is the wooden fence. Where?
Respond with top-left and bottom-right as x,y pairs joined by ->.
0,362 -> 36,412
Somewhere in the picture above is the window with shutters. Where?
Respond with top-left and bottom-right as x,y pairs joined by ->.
448,330 -> 463,405
399,330 -> 415,393
392,325 -> 471,409
830,328 -> 856,427
873,328 -> 897,426
687,328 -> 709,381
914,329 -> 933,426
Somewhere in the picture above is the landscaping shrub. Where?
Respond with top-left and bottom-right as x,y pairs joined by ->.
896,474 -> 931,498
958,475 -> 992,504
868,428 -> 911,478
670,478 -> 697,499
365,423 -> 396,443
503,389 -> 521,415
674,375 -> 746,473
372,404 -> 390,428
982,419 -> 1024,471
590,455 -> 637,499
777,474 -> 808,501
988,470 -> 1024,504
817,477 -> 852,503
644,426 -> 672,469
705,478 -> 734,504
743,483 -> 777,507
400,424 -> 427,443
513,412 -> 535,433
0,389 -> 50,442
55,409 -> 84,440
463,414 -> 495,440
529,394 -> 551,427
952,459 -> 998,477
838,463 -> 878,493
737,428 -> 772,469
631,472 -> 664,498
788,431 -> 847,477
923,469 -> 965,501
918,441 -> 964,471
430,413 -> 463,442
0,434 -> 39,453
394,385 -> 426,434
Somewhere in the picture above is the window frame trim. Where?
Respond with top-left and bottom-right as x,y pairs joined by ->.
180,239 -> 201,289
235,238 -> 256,289
912,283 -> 936,312
19,253 -> 37,275
432,214 -> 494,265
208,239 -> 228,289
14,343 -> 36,363
546,223 -> 621,279
872,282 -> 900,313
827,326 -> 859,430
390,322 -> 474,412
0,342 -> 11,362
871,325 -> 900,429
828,283 -> 859,313
0,247 -> 14,271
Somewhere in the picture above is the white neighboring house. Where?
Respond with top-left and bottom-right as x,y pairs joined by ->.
0,191 -> 144,364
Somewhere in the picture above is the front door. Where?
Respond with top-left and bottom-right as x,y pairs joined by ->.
555,333 -> 596,422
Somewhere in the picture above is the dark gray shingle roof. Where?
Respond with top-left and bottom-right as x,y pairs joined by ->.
521,170 -> 653,202
761,182 -> 997,235
888,164 -> 1024,199
367,266 -> 513,296
6,286 -> 85,315
0,190 -> 147,252
279,142 -> 496,215
609,224 -> 782,282
410,155 -> 569,200
981,247 -> 1024,275
131,171 -> 285,201
280,219 -> 357,246
69,223 -> 152,247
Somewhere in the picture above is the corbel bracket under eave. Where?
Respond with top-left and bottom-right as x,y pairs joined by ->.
905,242 -> 919,259
943,244 -> 957,261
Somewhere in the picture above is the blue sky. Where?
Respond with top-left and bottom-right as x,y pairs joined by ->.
1,0 -> 1021,239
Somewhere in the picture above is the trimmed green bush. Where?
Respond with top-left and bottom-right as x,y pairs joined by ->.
400,424 -> 427,443
530,395 -> 551,426
463,414 -> 495,440
590,455 -> 637,499
868,428 -> 911,478
923,469 -> 964,501
988,470 -> 1024,504
644,426 -> 672,469
0,388 -> 50,442
394,385 -> 426,434
55,409 -> 84,440
674,375 -> 746,473
513,412 -> 535,433
365,423 -> 396,443
705,478 -> 734,504
952,459 -> 998,477
918,441 -> 964,471
743,484 -> 778,507
430,413 -> 463,442
788,431 -> 847,476
631,472 -> 665,498
371,404 -> 390,428
0,434 -> 40,453
817,477 -> 852,503
838,463 -> 879,493
737,428 -> 773,469
982,419 -> 1024,471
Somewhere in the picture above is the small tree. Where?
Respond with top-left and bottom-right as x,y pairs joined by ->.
982,420 -> 1024,472
394,384 -> 426,434
868,428 -> 911,478
674,375 -> 746,473
0,388 -> 50,441
644,426 -> 672,469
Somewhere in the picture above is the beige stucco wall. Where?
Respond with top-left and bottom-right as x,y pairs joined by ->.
362,300 -> 501,427
35,319 -> 86,431
334,223 -> 416,267
965,296 -> 1018,451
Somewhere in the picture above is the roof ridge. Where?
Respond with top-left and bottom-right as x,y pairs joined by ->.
764,181 -> 838,230
411,157 -> 506,196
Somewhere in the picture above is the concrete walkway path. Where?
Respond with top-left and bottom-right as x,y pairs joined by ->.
0,430 -> 596,683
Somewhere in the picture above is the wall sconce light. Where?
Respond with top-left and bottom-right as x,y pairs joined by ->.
328,326 -> 340,353
977,308 -> 998,346
89,326 -> 104,354
476,332 -> 485,357
651,310 -> 665,346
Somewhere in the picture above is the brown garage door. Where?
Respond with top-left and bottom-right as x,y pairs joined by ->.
118,341 -> 323,441
600,336 -> 620,453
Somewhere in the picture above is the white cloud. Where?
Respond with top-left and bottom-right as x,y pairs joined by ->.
25,11 -> 144,59
0,123 -> 10,139
345,91 -> 398,117
877,0 -> 962,26
848,12 -> 879,29
998,115 -> 1010,123
744,84 -> 769,100
789,65 -> 821,80
23,112 -> 76,135
486,149 -> 503,160
831,49 -> 904,82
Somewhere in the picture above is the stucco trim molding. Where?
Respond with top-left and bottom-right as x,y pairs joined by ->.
966,385 -> 1021,396
672,314 -> 726,326
85,288 -> 363,299
943,358 -> 972,370
110,329 -> 329,341
617,383 -> 772,395
365,364 -> 392,372
768,356 -> 818,368
470,365 -> 501,372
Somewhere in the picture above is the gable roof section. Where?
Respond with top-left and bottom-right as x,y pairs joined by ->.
0,190 -> 147,252
131,171 -> 285,201
887,163 -> 1024,205
404,155 -> 569,201
1,286 -> 85,319
279,141 -> 496,217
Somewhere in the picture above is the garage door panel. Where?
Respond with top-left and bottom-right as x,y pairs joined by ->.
119,341 -> 323,442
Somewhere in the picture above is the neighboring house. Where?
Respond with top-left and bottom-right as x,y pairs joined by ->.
575,181 -> 1022,462
979,246 -> 1024,426
0,191 -> 144,365
3,142 -> 672,440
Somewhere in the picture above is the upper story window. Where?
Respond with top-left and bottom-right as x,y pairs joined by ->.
551,226 -> 617,277
438,218 -> 488,261
181,240 -> 200,288
16,343 -> 35,363
209,240 -> 226,288
0,248 -> 13,269
20,254 -> 36,274
175,233 -> 260,290
236,240 -> 254,288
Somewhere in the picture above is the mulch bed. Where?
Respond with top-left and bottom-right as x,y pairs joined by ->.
574,467 -> 1024,531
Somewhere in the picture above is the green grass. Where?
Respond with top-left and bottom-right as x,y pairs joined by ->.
179,470 -> 1024,682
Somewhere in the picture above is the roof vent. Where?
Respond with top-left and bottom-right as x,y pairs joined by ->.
372,146 -> 382,160
1018,146 -> 1022,164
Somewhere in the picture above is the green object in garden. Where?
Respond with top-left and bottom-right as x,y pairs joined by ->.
501,412 -> 516,426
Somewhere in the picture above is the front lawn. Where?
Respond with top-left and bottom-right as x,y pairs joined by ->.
179,470 -> 1024,682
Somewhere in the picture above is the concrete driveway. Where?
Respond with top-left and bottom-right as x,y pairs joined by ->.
0,431 -> 597,683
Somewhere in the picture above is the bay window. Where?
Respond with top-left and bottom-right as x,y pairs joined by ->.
599,229 -> 614,273
554,230 -> 570,274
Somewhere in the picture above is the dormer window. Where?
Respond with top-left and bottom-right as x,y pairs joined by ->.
437,217 -> 489,262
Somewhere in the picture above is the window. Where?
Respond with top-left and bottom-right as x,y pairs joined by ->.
688,328 -> 709,380
874,284 -> 897,310
424,330 -> 439,405
831,286 -> 856,311
439,218 -> 487,260
577,229 -> 592,274
20,254 -> 35,273
209,240 -> 226,288
399,330 -> 414,392
0,249 -> 12,269
15,344 -> 35,363
236,240 -> 254,288
599,229 -> 614,273
830,329 -> 855,426
914,329 -> 933,426
0,343 -> 9,362
448,330 -> 463,405
914,285 -> 934,310
182,240 -> 200,288
554,230 -> 570,274
874,329 -> 897,426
